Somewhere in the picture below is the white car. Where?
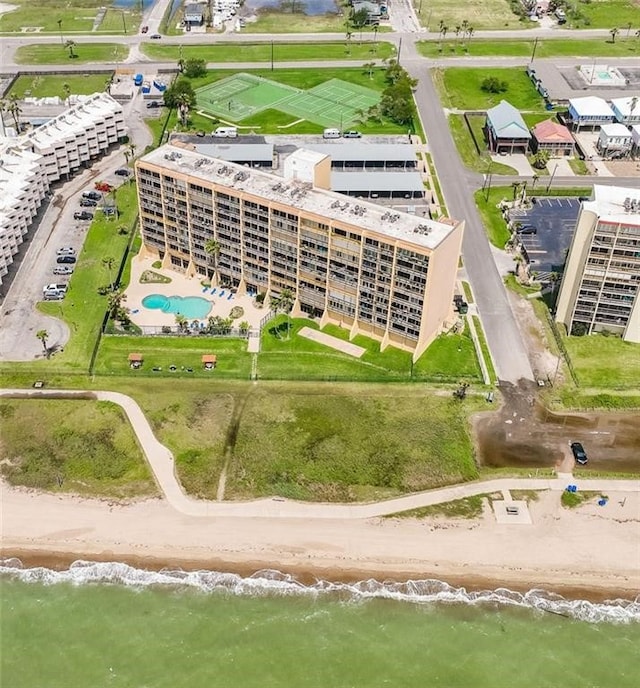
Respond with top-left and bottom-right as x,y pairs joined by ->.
56,247 -> 76,255
43,283 -> 68,293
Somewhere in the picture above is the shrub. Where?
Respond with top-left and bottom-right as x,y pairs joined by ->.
229,306 -> 244,320
140,270 -> 171,284
152,260 -> 162,269
481,77 -> 508,94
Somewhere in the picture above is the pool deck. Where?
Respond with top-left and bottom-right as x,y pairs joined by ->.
125,256 -> 267,331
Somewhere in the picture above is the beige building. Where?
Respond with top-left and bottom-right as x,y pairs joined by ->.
135,143 -> 464,359
555,185 -> 640,343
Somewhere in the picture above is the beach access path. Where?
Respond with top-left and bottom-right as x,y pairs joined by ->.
2,388 -> 638,519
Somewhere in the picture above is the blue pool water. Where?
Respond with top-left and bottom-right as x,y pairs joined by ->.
142,294 -> 212,319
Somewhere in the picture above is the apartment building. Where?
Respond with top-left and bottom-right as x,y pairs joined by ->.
555,185 -> 640,343
0,93 -> 126,285
136,144 -> 464,358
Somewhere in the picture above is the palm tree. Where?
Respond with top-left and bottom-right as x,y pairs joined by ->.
363,61 -> 376,80
511,181 -> 521,201
36,329 -> 49,357
204,238 -> 220,283
7,93 -> 21,131
107,289 -> 126,320
609,27 -> 619,44
62,82 -> 71,107
102,256 -> 116,288
270,287 -> 295,341
65,40 -> 77,59
175,313 -> 188,333
174,91 -> 191,126
531,173 -> 539,190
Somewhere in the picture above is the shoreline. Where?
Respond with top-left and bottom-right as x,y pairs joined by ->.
2,482 -> 639,604
2,547 -> 638,604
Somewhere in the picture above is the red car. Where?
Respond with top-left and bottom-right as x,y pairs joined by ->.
95,181 -> 113,192
141,25 -> 149,34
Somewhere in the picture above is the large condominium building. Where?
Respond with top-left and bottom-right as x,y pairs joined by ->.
136,143 -> 464,358
555,185 -> 640,343
0,93 -> 126,285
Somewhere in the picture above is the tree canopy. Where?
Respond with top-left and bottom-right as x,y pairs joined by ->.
163,78 -> 196,110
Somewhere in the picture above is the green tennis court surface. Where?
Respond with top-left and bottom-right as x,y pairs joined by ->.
195,73 -> 380,128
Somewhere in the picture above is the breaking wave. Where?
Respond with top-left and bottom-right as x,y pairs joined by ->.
1,558 -> 638,625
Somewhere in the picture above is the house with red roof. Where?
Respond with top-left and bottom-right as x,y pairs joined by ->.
531,119 -> 575,157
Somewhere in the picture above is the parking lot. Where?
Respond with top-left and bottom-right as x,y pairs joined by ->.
509,197 -> 582,280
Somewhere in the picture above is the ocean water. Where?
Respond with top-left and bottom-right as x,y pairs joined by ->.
2,561 -> 639,688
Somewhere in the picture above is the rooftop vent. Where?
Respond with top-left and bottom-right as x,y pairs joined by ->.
413,224 -> 431,235
234,170 -> 249,182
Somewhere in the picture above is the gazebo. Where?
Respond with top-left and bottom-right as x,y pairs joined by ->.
201,354 -> 217,370
128,352 -> 143,369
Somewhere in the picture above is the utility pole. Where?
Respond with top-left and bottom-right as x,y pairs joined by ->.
397,37 -> 402,63
122,10 -> 127,34
546,163 -> 559,192
530,37 -> 539,64
271,40 -> 274,72
57,19 -> 64,46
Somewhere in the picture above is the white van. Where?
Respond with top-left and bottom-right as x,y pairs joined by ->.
323,128 -> 341,139
212,127 -> 238,138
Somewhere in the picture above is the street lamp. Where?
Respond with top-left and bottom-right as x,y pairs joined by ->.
57,19 -> 64,46
546,163 -> 559,192
121,10 -> 127,35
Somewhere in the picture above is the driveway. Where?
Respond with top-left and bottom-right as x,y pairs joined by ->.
491,153 -> 536,176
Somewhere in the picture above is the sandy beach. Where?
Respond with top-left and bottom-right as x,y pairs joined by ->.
2,483 -> 639,601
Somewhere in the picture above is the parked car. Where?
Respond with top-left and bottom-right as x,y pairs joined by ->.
57,255 -> 76,264
94,182 -> 113,192
56,247 -> 76,255
82,190 -> 101,201
342,130 -> 362,138
102,206 -> 117,216
141,25 -> 149,33
150,33 -> 162,39
80,198 -> 97,207
43,283 -> 68,294
518,225 -> 537,235
74,211 -> 93,221
570,442 -> 588,465
146,101 -> 161,109
196,130 -> 206,137
115,168 -> 130,177
43,290 -> 65,301
53,266 -> 74,275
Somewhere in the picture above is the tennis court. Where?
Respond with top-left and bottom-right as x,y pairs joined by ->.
195,73 -> 381,128
195,73 -> 301,120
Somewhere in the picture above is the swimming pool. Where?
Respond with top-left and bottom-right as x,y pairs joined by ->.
142,294 -> 212,319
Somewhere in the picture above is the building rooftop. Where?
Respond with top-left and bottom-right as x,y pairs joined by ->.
0,139 -> 43,218
568,96 -> 615,118
584,185 -> 640,224
22,92 -> 122,151
139,143 -> 459,250
610,97 -> 640,117
193,142 -> 274,162
486,100 -> 530,139
531,119 -> 573,143
600,123 -> 632,137
331,170 -> 424,193
303,142 -> 417,163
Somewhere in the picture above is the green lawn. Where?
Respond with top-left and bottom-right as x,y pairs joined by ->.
258,316 -> 482,383
0,0 -> 99,33
0,398 -> 157,498
472,315 -> 497,384
9,73 -> 111,98
37,183 -> 138,371
432,67 -> 545,110
245,11 -> 390,34
448,114 -> 518,175
15,43 -> 128,65
387,494 -> 490,519
97,7 -> 141,34
223,384 -> 483,502
563,334 -> 640,390
413,0 -> 526,30
417,36 -> 640,58
567,0 -> 640,29
95,335 -> 253,379
141,41 -> 394,63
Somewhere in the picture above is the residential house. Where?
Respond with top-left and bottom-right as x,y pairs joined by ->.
485,100 -> 531,154
351,1 -> 382,25
531,119 -> 574,157
611,97 -> 640,127
184,3 -> 205,26
597,123 -> 632,158
567,97 -> 615,131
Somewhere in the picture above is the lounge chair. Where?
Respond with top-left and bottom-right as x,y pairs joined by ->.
202,287 -> 208,293
227,293 -> 233,300
219,290 -> 225,297
210,288 -> 217,295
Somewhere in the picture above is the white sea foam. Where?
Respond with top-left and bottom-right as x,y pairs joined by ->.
1,558 -> 638,625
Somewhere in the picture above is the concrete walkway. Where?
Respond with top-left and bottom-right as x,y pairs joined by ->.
2,388 -> 638,519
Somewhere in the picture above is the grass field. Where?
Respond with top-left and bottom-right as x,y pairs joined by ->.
15,43 -> 128,65
417,36 -> 640,58
141,41 -> 394,63
223,384 -> 483,502
0,0 -> 139,34
413,0 -> 526,31
37,183 -> 138,371
563,334 -> 640,390
432,67 -> 545,110
9,73 -> 111,98
448,114 -> 518,175
0,399 -> 156,498
472,315 -> 497,383
245,11 -> 391,34
567,0 -> 640,29
387,494 -> 490,519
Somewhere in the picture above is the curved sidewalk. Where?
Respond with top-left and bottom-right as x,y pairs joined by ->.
2,388 -> 638,519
